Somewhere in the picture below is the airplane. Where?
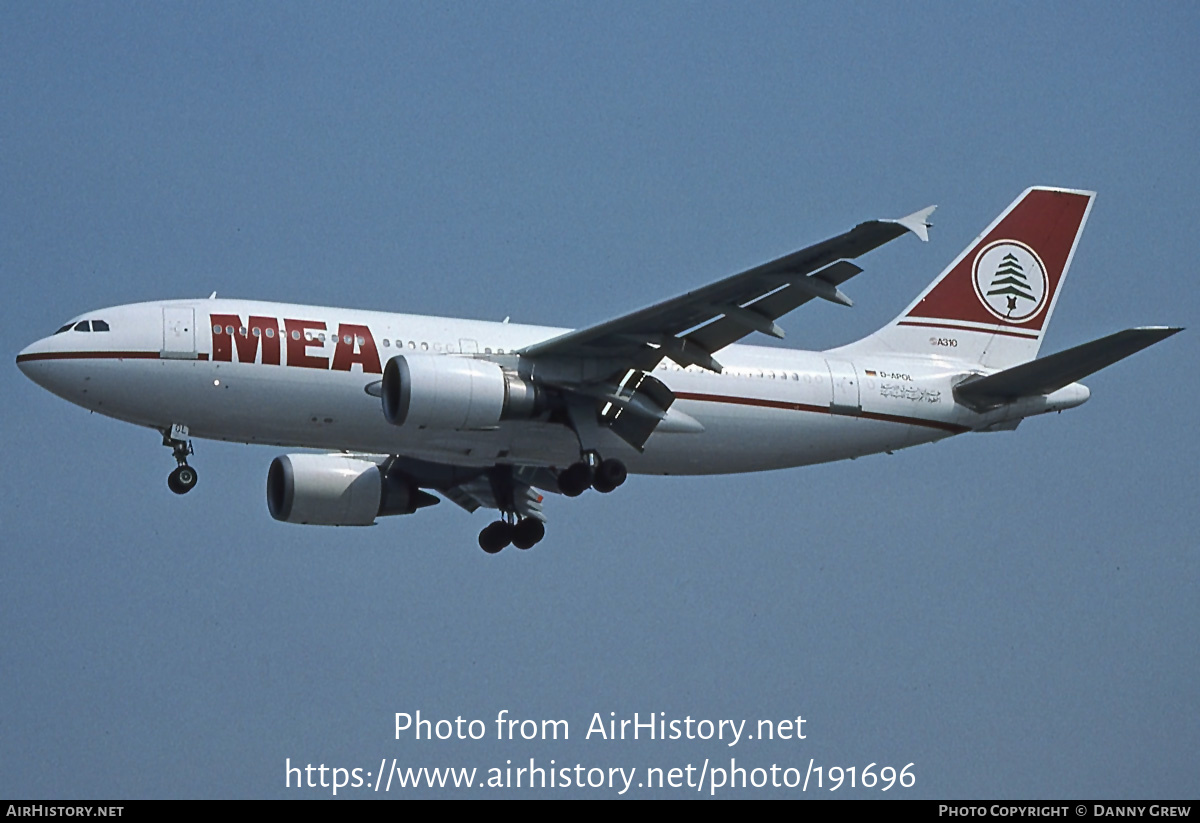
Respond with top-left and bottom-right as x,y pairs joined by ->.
16,186 -> 1181,553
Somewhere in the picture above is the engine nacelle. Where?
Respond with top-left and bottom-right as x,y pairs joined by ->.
382,354 -> 542,430
266,454 -> 430,526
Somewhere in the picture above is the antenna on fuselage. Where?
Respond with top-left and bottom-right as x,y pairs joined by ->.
208,291 -> 217,299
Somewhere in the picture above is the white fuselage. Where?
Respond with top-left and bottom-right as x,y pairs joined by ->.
17,298 -> 1084,476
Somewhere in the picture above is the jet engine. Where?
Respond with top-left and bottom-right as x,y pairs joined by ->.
381,354 -> 543,429
266,454 -> 436,526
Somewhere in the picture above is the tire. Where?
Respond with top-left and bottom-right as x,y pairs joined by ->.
168,465 -> 197,495
478,521 -> 513,553
593,458 -> 626,492
511,518 -> 545,550
557,462 -> 593,497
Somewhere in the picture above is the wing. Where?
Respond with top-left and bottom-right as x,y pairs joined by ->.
441,471 -> 548,523
386,456 -> 550,521
519,205 -> 935,374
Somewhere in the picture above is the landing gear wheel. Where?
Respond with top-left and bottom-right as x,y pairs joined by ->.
168,465 -> 198,495
511,518 -> 546,550
591,458 -> 627,494
479,521 -> 513,554
163,427 -> 197,496
557,462 -> 593,497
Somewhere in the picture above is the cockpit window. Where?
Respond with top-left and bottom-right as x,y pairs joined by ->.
56,319 -> 110,333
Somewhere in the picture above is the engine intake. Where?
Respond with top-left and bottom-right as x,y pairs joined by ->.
266,454 -> 436,526
382,354 -> 543,429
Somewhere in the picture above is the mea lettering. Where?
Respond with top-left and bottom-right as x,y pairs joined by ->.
210,314 -> 382,374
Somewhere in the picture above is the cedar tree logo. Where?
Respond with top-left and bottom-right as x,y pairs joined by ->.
972,240 -> 1049,323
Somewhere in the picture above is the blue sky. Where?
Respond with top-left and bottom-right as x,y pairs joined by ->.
3,3 -> 1197,798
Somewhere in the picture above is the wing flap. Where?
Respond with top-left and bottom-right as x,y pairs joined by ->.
687,260 -> 863,354
442,470 -> 548,521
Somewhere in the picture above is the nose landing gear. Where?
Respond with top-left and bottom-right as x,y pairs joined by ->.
168,464 -> 198,494
163,425 -> 198,495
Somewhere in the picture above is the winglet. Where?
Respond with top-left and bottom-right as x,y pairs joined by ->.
890,205 -> 936,242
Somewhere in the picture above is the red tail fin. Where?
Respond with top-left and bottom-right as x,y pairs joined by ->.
840,187 -> 1095,369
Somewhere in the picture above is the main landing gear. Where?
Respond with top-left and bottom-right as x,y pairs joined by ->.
476,464 -> 547,554
163,426 -> 198,495
479,515 -> 546,554
479,453 -> 625,553
557,453 -> 627,497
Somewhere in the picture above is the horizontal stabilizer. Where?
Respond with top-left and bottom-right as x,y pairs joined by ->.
955,326 -> 1182,409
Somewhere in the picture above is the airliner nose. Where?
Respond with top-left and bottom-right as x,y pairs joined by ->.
16,337 -> 58,391
17,339 -> 43,379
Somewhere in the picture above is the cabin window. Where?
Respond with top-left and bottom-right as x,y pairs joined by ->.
265,328 -> 275,338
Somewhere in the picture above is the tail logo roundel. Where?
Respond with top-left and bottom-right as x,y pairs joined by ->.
971,240 -> 1048,323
